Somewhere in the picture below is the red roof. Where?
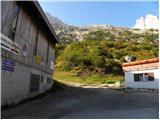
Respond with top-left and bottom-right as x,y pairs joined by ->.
122,58 -> 159,67
122,58 -> 159,71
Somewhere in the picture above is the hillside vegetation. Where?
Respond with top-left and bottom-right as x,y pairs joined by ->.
54,29 -> 159,84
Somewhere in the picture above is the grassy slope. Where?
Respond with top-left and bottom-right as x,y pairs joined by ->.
53,70 -> 124,84
54,29 -> 158,85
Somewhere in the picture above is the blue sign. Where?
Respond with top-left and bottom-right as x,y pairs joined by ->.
2,66 -> 14,72
3,60 -> 14,67
2,59 -> 15,72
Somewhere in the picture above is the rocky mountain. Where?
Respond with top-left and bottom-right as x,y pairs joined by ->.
45,12 -> 159,44
45,12 -> 73,33
45,12 -> 81,43
134,14 -> 159,30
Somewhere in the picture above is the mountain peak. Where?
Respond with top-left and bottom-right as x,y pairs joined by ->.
134,14 -> 159,30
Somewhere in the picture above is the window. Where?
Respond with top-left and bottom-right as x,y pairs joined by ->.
34,31 -> 39,55
147,73 -> 154,81
134,74 -> 141,81
134,72 -> 154,82
47,77 -> 52,84
41,76 -> 43,83
9,3 -> 20,40
30,74 -> 40,92
47,77 -> 50,84
46,42 -> 49,63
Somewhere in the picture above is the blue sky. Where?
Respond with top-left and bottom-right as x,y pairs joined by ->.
39,1 -> 158,28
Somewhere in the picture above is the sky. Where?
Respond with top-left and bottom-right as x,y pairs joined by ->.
39,0 -> 158,28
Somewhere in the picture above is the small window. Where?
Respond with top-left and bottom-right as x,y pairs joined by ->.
147,73 -> 154,81
41,76 -> 43,83
47,77 -> 50,84
9,3 -> 20,40
134,73 -> 154,82
34,31 -> 39,55
30,74 -> 40,92
15,4 -> 20,14
134,74 -> 140,81
9,30 -> 16,40
46,42 -> 49,63
11,15 -> 18,30
47,77 -> 52,84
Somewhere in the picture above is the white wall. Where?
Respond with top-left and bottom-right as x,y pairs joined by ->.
125,69 -> 159,89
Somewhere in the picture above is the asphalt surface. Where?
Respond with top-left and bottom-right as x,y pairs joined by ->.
1,85 -> 159,119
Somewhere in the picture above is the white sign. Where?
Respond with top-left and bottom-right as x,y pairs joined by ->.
50,61 -> 54,70
0,33 -> 20,54
22,43 -> 28,56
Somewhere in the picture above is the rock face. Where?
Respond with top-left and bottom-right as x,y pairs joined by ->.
134,14 -> 159,30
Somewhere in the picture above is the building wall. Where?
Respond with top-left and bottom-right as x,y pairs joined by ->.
125,69 -> 159,89
1,57 -> 53,105
1,1 -> 15,37
1,1 -> 56,105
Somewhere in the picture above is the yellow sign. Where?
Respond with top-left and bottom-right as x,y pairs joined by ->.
35,54 -> 41,64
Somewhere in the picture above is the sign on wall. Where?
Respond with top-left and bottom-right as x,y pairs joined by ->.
35,54 -> 41,64
2,59 -> 15,72
1,33 -> 20,54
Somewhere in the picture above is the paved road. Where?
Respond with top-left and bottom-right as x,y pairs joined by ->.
1,85 -> 159,119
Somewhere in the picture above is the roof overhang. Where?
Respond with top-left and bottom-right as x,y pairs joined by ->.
33,1 -> 59,43
18,1 -> 59,44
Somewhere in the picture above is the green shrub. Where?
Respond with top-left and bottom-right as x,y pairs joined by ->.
56,29 -> 158,78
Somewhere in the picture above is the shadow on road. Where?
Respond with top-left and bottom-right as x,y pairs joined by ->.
1,80 -> 159,119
